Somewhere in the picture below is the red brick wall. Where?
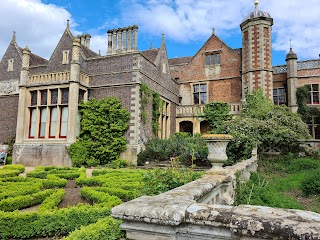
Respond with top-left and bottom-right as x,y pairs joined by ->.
170,35 -> 242,103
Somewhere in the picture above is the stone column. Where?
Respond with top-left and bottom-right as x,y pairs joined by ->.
67,38 -> 81,144
286,48 -> 298,113
16,47 -> 31,143
127,26 -> 132,52
107,30 -> 113,54
122,27 -> 127,52
112,29 -> 117,54
85,34 -> 91,48
117,28 -> 123,53
132,25 -> 138,51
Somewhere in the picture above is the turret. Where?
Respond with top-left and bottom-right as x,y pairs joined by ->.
240,0 -> 274,99
286,47 -> 298,112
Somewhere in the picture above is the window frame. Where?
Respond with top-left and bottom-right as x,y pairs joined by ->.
205,52 -> 220,66
307,84 -> 319,105
273,87 -> 286,105
193,83 -> 208,105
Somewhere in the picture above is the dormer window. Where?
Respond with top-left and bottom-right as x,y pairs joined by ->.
7,59 -> 14,71
205,53 -> 220,66
62,50 -> 69,64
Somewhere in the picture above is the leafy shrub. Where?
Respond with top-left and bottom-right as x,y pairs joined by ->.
301,170 -> 320,196
288,158 -> 320,173
203,101 -> 230,132
235,173 -> 302,209
138,133 -> 208,166
63,216 -> 122,240
0,183 -> 41,200
105,159 -> 127,169
38,189 -> 65,212
0,169 -> 21,178
69,97 -> 130,166
142,167 -> 203,195
217,90 -> 310,163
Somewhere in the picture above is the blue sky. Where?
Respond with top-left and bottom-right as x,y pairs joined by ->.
1,0 -> 320,66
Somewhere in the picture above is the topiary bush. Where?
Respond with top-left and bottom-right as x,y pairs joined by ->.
301,170 -> 320,196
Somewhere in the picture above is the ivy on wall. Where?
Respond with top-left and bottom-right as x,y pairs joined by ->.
296,85 -> 320,122
140,83 -> 163,136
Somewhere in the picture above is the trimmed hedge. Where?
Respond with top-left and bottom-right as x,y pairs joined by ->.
0,170 -> 21,178
95,187 -> 140,201
0,189 -> 54,212
3,164 -> 25,173
42,175 -> 68,189
0,184 -> 41,200
38,189 -> 65,212
63,216 -> 122,240
81,187 -> 122,207
0,204 -> 111,239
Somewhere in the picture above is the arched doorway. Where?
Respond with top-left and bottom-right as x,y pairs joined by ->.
200,120 -> 210,134
179,121 -> 193,135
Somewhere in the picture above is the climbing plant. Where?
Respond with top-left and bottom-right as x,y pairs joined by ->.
139,83 -> 163,136
69,97 -> 130,167
296,85 -> 320,122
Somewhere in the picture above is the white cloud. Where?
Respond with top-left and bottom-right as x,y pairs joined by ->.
120,0 -> 320,60
0,0 -> 73,59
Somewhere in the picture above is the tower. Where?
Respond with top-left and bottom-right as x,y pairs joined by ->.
240,0 -> 273,99
286,47 -> 298,112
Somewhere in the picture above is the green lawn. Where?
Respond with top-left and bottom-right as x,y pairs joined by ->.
235,155 -> 320,213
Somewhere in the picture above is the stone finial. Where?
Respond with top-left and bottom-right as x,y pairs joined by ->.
67,19 -> 70,29
12,31 -> 16,42
162,33 -> 165,42
254,0 -> 259,7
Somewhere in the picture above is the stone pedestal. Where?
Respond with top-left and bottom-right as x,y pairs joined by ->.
201,134 -> 233,169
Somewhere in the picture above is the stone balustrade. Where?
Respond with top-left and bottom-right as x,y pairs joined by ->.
112,153 -> 320,239
27,71 -> 89,86
176,103 -> 241,117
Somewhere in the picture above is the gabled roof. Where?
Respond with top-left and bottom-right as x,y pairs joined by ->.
18,47 -> 48,66
141,48 -> 159,63
81,44 -> 99,59
169,57 -> 192,66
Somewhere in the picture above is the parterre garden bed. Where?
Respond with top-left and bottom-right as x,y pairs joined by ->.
0,164 -> 201,239
0,165 -> 147,239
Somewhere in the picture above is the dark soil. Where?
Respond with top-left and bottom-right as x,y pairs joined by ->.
58,180 -> 91,208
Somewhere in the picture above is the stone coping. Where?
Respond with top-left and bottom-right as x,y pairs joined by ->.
112,157 -> 257,225
112,156 -> 320,238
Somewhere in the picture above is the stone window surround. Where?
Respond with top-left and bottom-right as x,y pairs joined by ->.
307,83 -> 319,105
62,50 -> 70,65
192,82 -> 208,105
158,98 -> 170,139
28,86 -> 70,140
273,87 -> 286,105
7,59 -> 14,71
308,116 -> 320,140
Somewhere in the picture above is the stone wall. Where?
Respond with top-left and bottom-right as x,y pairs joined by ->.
0,95 -> 19,144
112,155 -> 320,239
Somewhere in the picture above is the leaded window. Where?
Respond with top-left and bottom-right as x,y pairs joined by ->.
193,84 -> 207,105
205,53 -> 220,66
273,88 -> 286,105
307,84 -> 319,105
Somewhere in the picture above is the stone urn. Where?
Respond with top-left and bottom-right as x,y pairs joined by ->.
201,134 -> 233,169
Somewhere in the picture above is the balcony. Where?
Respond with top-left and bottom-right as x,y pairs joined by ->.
176,103 -> 241,118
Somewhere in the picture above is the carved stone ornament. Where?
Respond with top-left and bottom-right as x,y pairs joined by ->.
0,81 -> 18,95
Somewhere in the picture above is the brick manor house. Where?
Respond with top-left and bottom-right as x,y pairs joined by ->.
0,2 -> 319,166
